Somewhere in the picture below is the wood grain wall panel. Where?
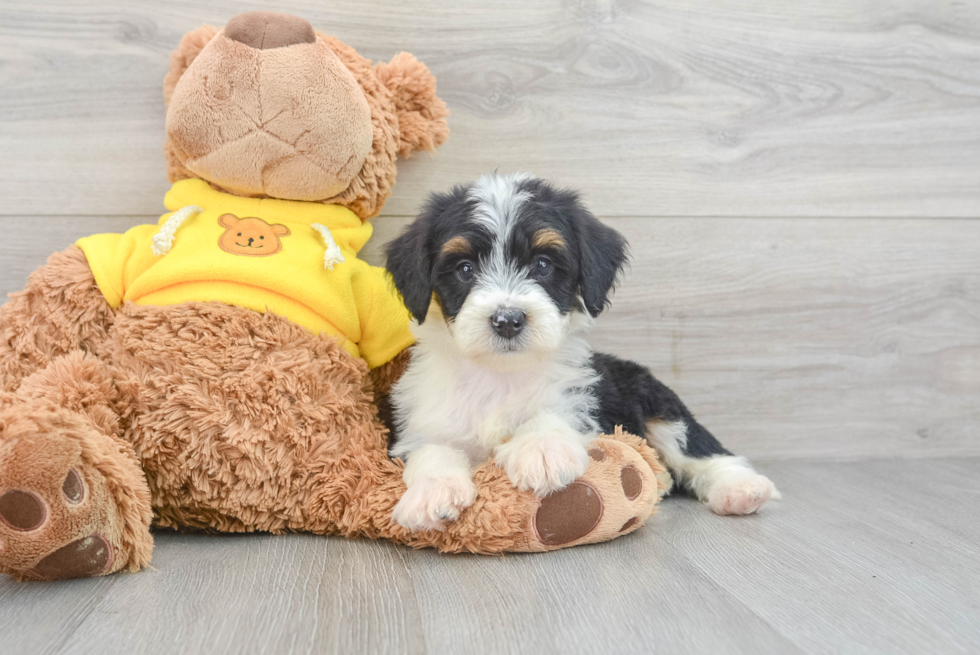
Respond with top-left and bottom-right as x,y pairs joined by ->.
1,1 -> 979,217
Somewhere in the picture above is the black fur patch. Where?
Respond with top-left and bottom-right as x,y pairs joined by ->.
590,352 -> 731,458
511,179 -> 628,317
384,184 -> 476,322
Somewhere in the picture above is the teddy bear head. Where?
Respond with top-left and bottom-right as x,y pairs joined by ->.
163,11 -> 449,219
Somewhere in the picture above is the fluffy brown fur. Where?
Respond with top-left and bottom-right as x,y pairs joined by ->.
0,246 -> 114,393
0,258 -> 660,573
0,12 -> 661,581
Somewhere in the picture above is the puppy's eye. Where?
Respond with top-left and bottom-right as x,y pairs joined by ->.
456,260 -> 475,282
259,236 -> 264,240
533,256 -> 554,277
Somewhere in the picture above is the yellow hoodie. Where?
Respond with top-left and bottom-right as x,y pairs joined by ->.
76,179 -> 413,368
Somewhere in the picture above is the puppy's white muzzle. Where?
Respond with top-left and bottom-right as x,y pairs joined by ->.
450,284 -> 570,369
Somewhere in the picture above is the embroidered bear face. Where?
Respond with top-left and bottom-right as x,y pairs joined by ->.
218,213 -> 290,257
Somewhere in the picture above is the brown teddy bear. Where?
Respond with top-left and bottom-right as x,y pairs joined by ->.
0,11 -> 665,581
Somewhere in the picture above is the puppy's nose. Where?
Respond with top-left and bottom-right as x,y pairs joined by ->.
225,11 -> 316,50
491,309 -> 526,340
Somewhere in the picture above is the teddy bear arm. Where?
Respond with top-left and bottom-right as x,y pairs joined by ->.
312,450 -> 528,553
311,427 -> 663,554
0,245 -> 115,393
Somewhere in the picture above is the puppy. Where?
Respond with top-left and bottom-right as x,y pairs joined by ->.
384,173 -> 778,531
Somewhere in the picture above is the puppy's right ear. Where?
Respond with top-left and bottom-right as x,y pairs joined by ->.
385,217 -> 433,323
386,186 -> 470,323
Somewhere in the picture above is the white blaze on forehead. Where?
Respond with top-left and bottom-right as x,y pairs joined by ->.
467,172 -> 533,243
467,172 -> 535,294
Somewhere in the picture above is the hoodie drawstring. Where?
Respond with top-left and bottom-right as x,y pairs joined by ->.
311,223 -> 346,270
151,205 -> 203,256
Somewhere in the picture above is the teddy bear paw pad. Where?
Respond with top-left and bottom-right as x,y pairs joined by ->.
0,460 -> 120,580
62,469 -> 85,504
620,465 -> 643,500
33,535 -> 112,580
533,481 -> 603,546
528,437 -> 660,550
0,490 -> 47,531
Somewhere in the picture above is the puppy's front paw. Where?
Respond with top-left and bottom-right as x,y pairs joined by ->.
392,476 -> 478,532
497,434 -> 590,497
707,473 -> 776,515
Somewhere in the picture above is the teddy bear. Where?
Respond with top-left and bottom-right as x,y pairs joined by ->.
0,11 -> 666,581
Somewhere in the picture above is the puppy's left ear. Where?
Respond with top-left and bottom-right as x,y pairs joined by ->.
574,202 -> 628,317
385,211 -> 435,324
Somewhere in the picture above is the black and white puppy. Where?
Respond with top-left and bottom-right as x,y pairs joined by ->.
384,173 -> 778,531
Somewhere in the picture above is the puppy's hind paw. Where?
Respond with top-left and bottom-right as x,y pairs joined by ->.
706,473 -> 776,515
392,476 -> 478,532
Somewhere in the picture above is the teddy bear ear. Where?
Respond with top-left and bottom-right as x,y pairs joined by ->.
163,24 -> 219,108
218,213 -> 239,228
374,52 -> 450,158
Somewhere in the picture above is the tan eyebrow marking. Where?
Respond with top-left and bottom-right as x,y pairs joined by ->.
532,228 -> 566,250
440,236 -> 472,255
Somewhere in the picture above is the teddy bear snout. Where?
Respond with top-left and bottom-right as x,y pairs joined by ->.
224,11 -> 316,50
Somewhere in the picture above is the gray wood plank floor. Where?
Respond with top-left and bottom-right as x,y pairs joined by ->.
1,458 -> 977,655
2,1 -> 979,653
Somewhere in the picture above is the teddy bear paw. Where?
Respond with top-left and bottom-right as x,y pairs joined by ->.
0,444 -> 119,580
528,437 -> 661,550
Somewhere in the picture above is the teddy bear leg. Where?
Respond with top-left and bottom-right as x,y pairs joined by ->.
328,429 -> 665,553
0,245 -> 115,393
0,353 -> 153,581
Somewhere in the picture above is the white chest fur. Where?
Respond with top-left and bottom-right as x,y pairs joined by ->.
388,319 -> 601,465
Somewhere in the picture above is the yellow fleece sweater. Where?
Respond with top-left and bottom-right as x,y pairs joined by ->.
76,179 -> 413,368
